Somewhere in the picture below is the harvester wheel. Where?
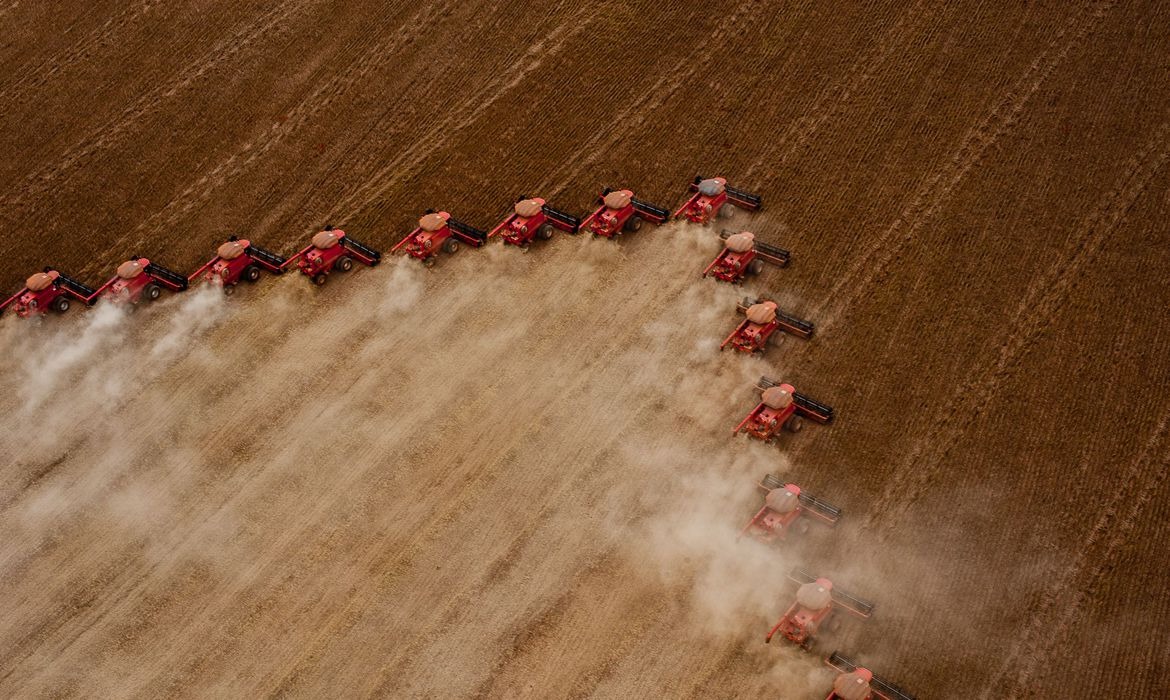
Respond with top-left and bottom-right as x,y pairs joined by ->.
624,215 -> 643,233
718,204 -> 734,219
312,273 -> 328,286
243,265 -> 262,283
748,259 -> 765,276
223,284 -> 236,296
443,239 -> 459,254
424,257 -> 436,268
538,224 -> 555,240
334,256 -> 354,272
144,284 -> 162,301
784,416 -> 804,433
51,297 -> 70,313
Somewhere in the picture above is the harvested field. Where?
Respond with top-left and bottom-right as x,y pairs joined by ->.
1,1 -> 1169,698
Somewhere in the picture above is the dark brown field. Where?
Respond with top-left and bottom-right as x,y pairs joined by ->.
1,1 -> 1168,697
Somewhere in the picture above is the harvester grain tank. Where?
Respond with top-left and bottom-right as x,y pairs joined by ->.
674,175 -> 762,225
741,473 -> 840,542
703,229 -> 790,283
188,236 -> 287,294
284,226 -> 381,284
488,196 -> 580,250
765,570 -> 873,649
824,652 -> 916,700
721,296 -> 814,354
580,187 -> 670,238
394,210 -> 487,266
96,257 -> 189,305
734,377 -> 834,441
0,268 -> 99,318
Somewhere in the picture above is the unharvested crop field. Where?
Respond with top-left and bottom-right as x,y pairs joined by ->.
1,1 -> 1168,697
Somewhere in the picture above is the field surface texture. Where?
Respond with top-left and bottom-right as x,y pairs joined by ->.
1,1 -> 1168,698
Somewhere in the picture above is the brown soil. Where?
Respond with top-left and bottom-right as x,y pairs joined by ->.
2,1 -> 1168,698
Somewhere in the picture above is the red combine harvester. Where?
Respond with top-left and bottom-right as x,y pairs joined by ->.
721,296 -> 814,354
703,229 -> 790,283
741,473 -> 840,542
824,652 -> 916,700
580,187 -> 670,238
765,570 -> 873,649
0,268 -> 99,318
284,226 -> 381,284
735,376 -> 834,441
95,257 -> 189,305
393,210 -> 487,266
674,175 -> 762,225
488,196 -> 581,250
188,236 -> 287,294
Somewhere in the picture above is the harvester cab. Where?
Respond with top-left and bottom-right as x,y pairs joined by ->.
825,652 -> 916,700
741,473 -> 840,542
703,229 -> 790,283
284,225 -> 382,285
96,257 -> 189,305
0,268 -> 99,318
189,236 -> 287,294
488,196 -> 581,250
721,296 -> 814,354
674,175 -> 762,225
765,570 -> 873,649
734,376 -> 834,442
580,187 -> 670,238
393,210 -> 487,266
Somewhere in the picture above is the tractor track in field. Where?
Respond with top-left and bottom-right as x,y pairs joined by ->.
107,0 -> 420,259
742,0 -> 943,183
335,8 -> 602,227
0,0 -> 160,104
537,0 -> 764,197
0,0 -> 319,218
814,0 -> 1116,330
983,405 -> 1170,698
860,118 -> 1170,535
